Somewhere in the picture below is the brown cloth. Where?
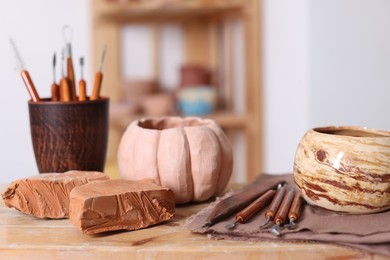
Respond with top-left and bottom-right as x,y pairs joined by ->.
185,174 -> 390,256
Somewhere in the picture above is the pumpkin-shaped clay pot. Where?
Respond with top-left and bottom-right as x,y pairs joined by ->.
118,117 -> 233,204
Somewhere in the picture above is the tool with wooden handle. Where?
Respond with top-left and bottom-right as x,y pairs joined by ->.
90,45 -> 107,100
51,53 -> 59,101
202,180 -> 285,228
78,57 -> 87,101
67,56 -> 76,100
260,184 -> 286,228
63,25 -> 76,101
60,77 -> 71,102
270,188 -> 295,236
225,189 -> 276,230
285,192 -> 303,229
9,38 -> 40,102
59,49 -> 71,102
21,71 -> 40,102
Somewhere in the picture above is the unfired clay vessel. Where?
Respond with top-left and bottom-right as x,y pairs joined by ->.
294,126 -> 390,214
117,116 -> 233,204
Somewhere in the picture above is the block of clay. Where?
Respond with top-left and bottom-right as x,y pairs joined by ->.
69,179 -> 175,234
1,171 -> 109,219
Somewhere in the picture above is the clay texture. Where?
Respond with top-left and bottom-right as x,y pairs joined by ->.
117,117 -> 233,204
294,126 -> 390,214
1,171 -> 109,218
69,179 -> 175,234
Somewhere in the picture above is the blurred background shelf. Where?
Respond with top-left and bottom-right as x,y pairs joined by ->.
92,0 -> 262,181
111,109 -> 249,129
94,0 -> 247,22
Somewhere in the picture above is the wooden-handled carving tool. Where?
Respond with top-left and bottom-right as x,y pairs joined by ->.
285,192 -> 303,229
203,181 -> 285,228
225,189 -> 276,230
260,184 -> 286,229
59,49 -> 71,102
270,188 -> 295,236
78,57 -> 87,101
51,53 -> 59,101
9,38 -> 40,102
63,25 -> 76,101
90,45 -> 107,100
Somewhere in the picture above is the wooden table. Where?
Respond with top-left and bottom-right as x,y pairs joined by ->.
0,185 -> 387,260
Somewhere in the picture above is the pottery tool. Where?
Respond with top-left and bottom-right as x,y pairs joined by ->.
203,181 -> 284,228
270,188 -> 295,236
260,184 -> 286,229
59,48 -> 71,102
285,192 -> 303,229
78,57 -> 87,101
63,25 -> 77,101
9,38 -> 40,102
51,53 -> 60,101
225,189 -> 276,230
90,45 -> 107,100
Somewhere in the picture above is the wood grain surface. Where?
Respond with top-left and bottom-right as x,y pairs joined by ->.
0,184 -> 387,260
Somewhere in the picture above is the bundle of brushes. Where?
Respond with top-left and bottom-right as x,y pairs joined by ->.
10,25 -> 107,102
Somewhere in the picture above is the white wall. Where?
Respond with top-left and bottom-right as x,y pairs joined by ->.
0,0 -> 91,183
309,0 -> 390,129
263,0 -> 310,174
262,0 -> 390,175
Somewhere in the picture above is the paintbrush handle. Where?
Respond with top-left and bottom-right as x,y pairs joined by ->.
67,57 -> 77,101
51,83 -> 60,101
288,192 -> 303,222
90,71 -> 103,100
264,186 -> 286,220
21,70 -> 40,102
78,79 -> 87,101
60,77 -> 71,102
236,189 -> 276,223
274,188 -> 295,225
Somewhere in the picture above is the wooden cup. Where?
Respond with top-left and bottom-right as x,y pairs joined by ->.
28,97 -> 109,173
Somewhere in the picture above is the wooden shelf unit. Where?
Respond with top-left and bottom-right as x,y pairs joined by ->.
91,0 -> 263,181
93,0 -> 247,21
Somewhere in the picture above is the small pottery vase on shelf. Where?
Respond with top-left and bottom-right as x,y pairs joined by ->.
177,86 -> 217,116
294,126 -> 390,214
179,64 -> 212,87
117,116 -> 233,204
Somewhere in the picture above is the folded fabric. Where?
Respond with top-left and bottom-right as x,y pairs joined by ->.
185,174 -> 390,256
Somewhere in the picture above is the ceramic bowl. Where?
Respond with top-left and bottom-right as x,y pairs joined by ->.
294,126 -> 390,214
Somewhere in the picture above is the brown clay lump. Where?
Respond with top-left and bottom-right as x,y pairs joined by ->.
1,171 -> 109,219
69,179 -> 175,234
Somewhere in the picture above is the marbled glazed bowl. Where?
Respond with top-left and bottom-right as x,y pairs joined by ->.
294,126 -> 390,214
